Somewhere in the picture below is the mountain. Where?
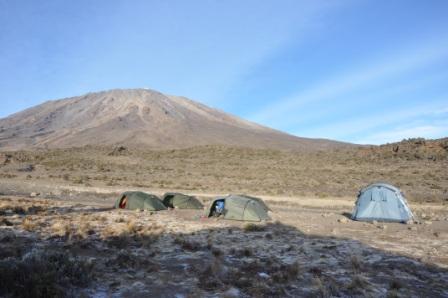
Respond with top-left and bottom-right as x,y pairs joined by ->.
0,88 -> 352,151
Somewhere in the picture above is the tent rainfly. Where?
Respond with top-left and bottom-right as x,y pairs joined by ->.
205,194 -> 271,222
162,192 -> 203,209
115,191 -> 166,211
351,183 -> 414,223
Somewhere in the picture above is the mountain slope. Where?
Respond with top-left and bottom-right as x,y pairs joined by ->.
0,89 -> 351,150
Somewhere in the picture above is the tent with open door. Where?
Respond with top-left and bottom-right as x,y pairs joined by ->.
205,194 -> 271,222
351,183 -> 414,223
162,192 -> 203,209
115,191 -> 166,211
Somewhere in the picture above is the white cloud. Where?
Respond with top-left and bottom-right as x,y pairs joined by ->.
292,99 -> 448,141
249,37 -> 448,126
353,124 -> 448,145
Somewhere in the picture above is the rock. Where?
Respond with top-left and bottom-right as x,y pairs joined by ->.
378,225 -> 387,230
30,192 -> 40,197
372,220 -> 378,225
18,164 -> 34,172
223,287 -> 241,298
408,226 -> 417,231
0,218 -> 13,226
109,146 -> 129,156
338,218 -> 349,224
135,271 -> 146,279
424,221 -> 433,225
52,190 -> 62,196
434,232 -> 439,237
258,272 -> 270,279
131,281 -> 145,289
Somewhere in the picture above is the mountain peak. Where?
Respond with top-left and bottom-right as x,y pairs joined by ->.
0,88 -> 351,151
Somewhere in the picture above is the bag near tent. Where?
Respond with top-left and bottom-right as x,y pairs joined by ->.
351,183 -> 414,223
205,194 -> 271,222
115,191 -> 166,211
162,192 -> 203,209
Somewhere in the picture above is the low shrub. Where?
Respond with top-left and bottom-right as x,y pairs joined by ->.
0,250 -> 93,298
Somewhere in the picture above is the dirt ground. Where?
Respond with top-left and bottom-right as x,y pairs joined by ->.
0,143 -> 447,297
0,192 -> 447,297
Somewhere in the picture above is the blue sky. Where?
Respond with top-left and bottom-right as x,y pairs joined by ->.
0,0 -> 447,144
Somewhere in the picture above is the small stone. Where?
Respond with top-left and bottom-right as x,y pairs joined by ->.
258,272 -> 270,279
379,225 -> 387,230
408,226 -> 417,231
424,221 -> 432,225
0,218 -> 13,226
30,192 -> 40,197
223,287 -> 241,298
434,232 -> 439,237
131,281 -> 145,288
338,218 -> 349,224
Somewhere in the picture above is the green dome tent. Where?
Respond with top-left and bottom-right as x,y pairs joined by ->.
351,183 -> 414,223
235,194 -> 271,212
205,194 -> 271,222
115,191 -> 167,211
162,192 -> 204,209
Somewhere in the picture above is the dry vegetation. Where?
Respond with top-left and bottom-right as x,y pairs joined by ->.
0,138 -> 447,203
0,197 -> 447,297
0,139 -> 447,297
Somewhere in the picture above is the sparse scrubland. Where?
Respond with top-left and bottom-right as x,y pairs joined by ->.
0,138 -> 447,297
0,138 -> 447,203
0,197 -> 447,297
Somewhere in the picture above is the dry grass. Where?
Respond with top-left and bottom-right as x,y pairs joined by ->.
51,221 -> 72,238
0,196 -> 446,297
22,216 -> 37,231
347,274 -> 370,292
243,223 -> 266,232
0,141 -> 447,202
350,254 -> 362,272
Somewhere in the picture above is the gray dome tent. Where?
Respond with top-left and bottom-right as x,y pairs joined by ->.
115,191 -> 166,211
162,192 -> 203,209
351,183 -> 414,223
205,194 -> 271,222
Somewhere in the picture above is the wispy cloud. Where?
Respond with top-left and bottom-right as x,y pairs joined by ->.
293,98 -> 448,142
353,123 -> 448,145
249,37 -> 448,127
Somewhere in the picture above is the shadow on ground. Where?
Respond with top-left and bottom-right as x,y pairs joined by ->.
0,197 -> 447,297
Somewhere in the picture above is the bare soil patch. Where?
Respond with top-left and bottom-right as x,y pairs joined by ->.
0,196 -> 446,297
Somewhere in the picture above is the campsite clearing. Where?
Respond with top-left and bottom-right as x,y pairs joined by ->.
0,194 -> 446,297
